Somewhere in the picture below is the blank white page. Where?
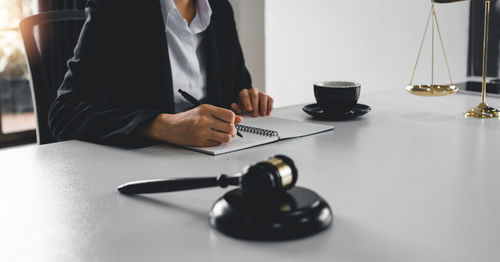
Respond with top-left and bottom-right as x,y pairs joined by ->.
240,116 -> 333,139
186,132 -> 277,155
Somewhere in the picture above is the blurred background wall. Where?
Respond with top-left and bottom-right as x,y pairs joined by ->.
36,0 -> 498,108
264,0 -> 471,107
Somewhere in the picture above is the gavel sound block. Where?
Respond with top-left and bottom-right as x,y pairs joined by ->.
210,186 -> 332,240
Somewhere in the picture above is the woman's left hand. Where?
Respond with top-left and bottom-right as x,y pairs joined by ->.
231,87 -> 274,117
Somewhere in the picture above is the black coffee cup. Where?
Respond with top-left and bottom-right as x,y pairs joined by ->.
314,81 -> 361,113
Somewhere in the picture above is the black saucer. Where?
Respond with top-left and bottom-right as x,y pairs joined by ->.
209,187 -> 333,241
302,103 -> 371,120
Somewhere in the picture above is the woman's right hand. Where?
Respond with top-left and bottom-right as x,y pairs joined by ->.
142,104 -> 242,147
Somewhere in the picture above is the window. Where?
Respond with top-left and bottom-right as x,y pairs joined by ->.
0,0 -> 37,146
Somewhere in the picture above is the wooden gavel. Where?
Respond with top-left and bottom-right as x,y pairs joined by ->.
117,155 -> 298,198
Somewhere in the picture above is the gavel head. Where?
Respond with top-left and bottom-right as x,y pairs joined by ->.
239,155 -> 298,198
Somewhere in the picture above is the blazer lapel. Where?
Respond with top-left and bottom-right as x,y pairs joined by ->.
203,20 -> 224,108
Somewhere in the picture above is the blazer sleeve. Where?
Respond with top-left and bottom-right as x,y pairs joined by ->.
48,0 -> 162,148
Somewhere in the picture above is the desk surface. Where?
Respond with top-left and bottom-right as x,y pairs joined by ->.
1,90 -> 500,262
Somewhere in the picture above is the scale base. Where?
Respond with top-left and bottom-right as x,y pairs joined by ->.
406,84 -> 458,96
465,102 -> 500,118
209,186 -> 333,241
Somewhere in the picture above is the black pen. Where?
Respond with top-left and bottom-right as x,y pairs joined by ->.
178,89 -> 243,138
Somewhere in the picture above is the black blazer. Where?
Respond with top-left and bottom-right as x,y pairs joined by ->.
48,0 -> 252,147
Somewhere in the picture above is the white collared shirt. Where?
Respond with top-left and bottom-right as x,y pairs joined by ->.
159,0 -> 212,113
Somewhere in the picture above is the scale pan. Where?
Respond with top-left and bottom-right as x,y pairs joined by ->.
406,84 -> 458,96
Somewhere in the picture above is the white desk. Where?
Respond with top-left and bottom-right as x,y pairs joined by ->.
1,90 -> 500,262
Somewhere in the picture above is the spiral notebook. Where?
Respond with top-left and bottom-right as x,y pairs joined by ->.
186,116 -> 334,155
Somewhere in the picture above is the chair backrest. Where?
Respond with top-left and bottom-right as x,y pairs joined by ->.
19,10 -> 86,145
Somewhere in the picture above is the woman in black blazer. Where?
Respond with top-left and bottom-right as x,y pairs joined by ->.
48,0 -> 273,148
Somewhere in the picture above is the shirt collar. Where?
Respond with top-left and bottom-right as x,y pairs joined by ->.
163,0 -> 212,34
195,0 -> 212,31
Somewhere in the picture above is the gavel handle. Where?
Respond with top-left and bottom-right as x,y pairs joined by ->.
117,175 -> 240,195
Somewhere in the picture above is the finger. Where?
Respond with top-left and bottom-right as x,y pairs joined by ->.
235,115 -> 242,124
212,120 -> 236,137
238,102 -> 249,114
259,92 -> 267,116
231,103 -> 242,115
238,89 -> 252,112
250,88 -> 259,117
209,129 -> 232,143
208,106 -> 236,123
266,96 -> 274,115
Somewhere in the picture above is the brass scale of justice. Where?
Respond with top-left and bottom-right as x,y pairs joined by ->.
407,0 -> 499,118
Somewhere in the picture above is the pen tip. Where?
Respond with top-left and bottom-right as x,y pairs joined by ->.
117,184 -> 131,194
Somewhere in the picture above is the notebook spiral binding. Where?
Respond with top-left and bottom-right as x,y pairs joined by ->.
236,124 -> 279,137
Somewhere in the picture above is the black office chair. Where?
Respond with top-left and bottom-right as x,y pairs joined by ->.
19,10 -> 86,145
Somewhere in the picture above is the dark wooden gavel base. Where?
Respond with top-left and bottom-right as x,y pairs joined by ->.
209,186 -> 333,241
